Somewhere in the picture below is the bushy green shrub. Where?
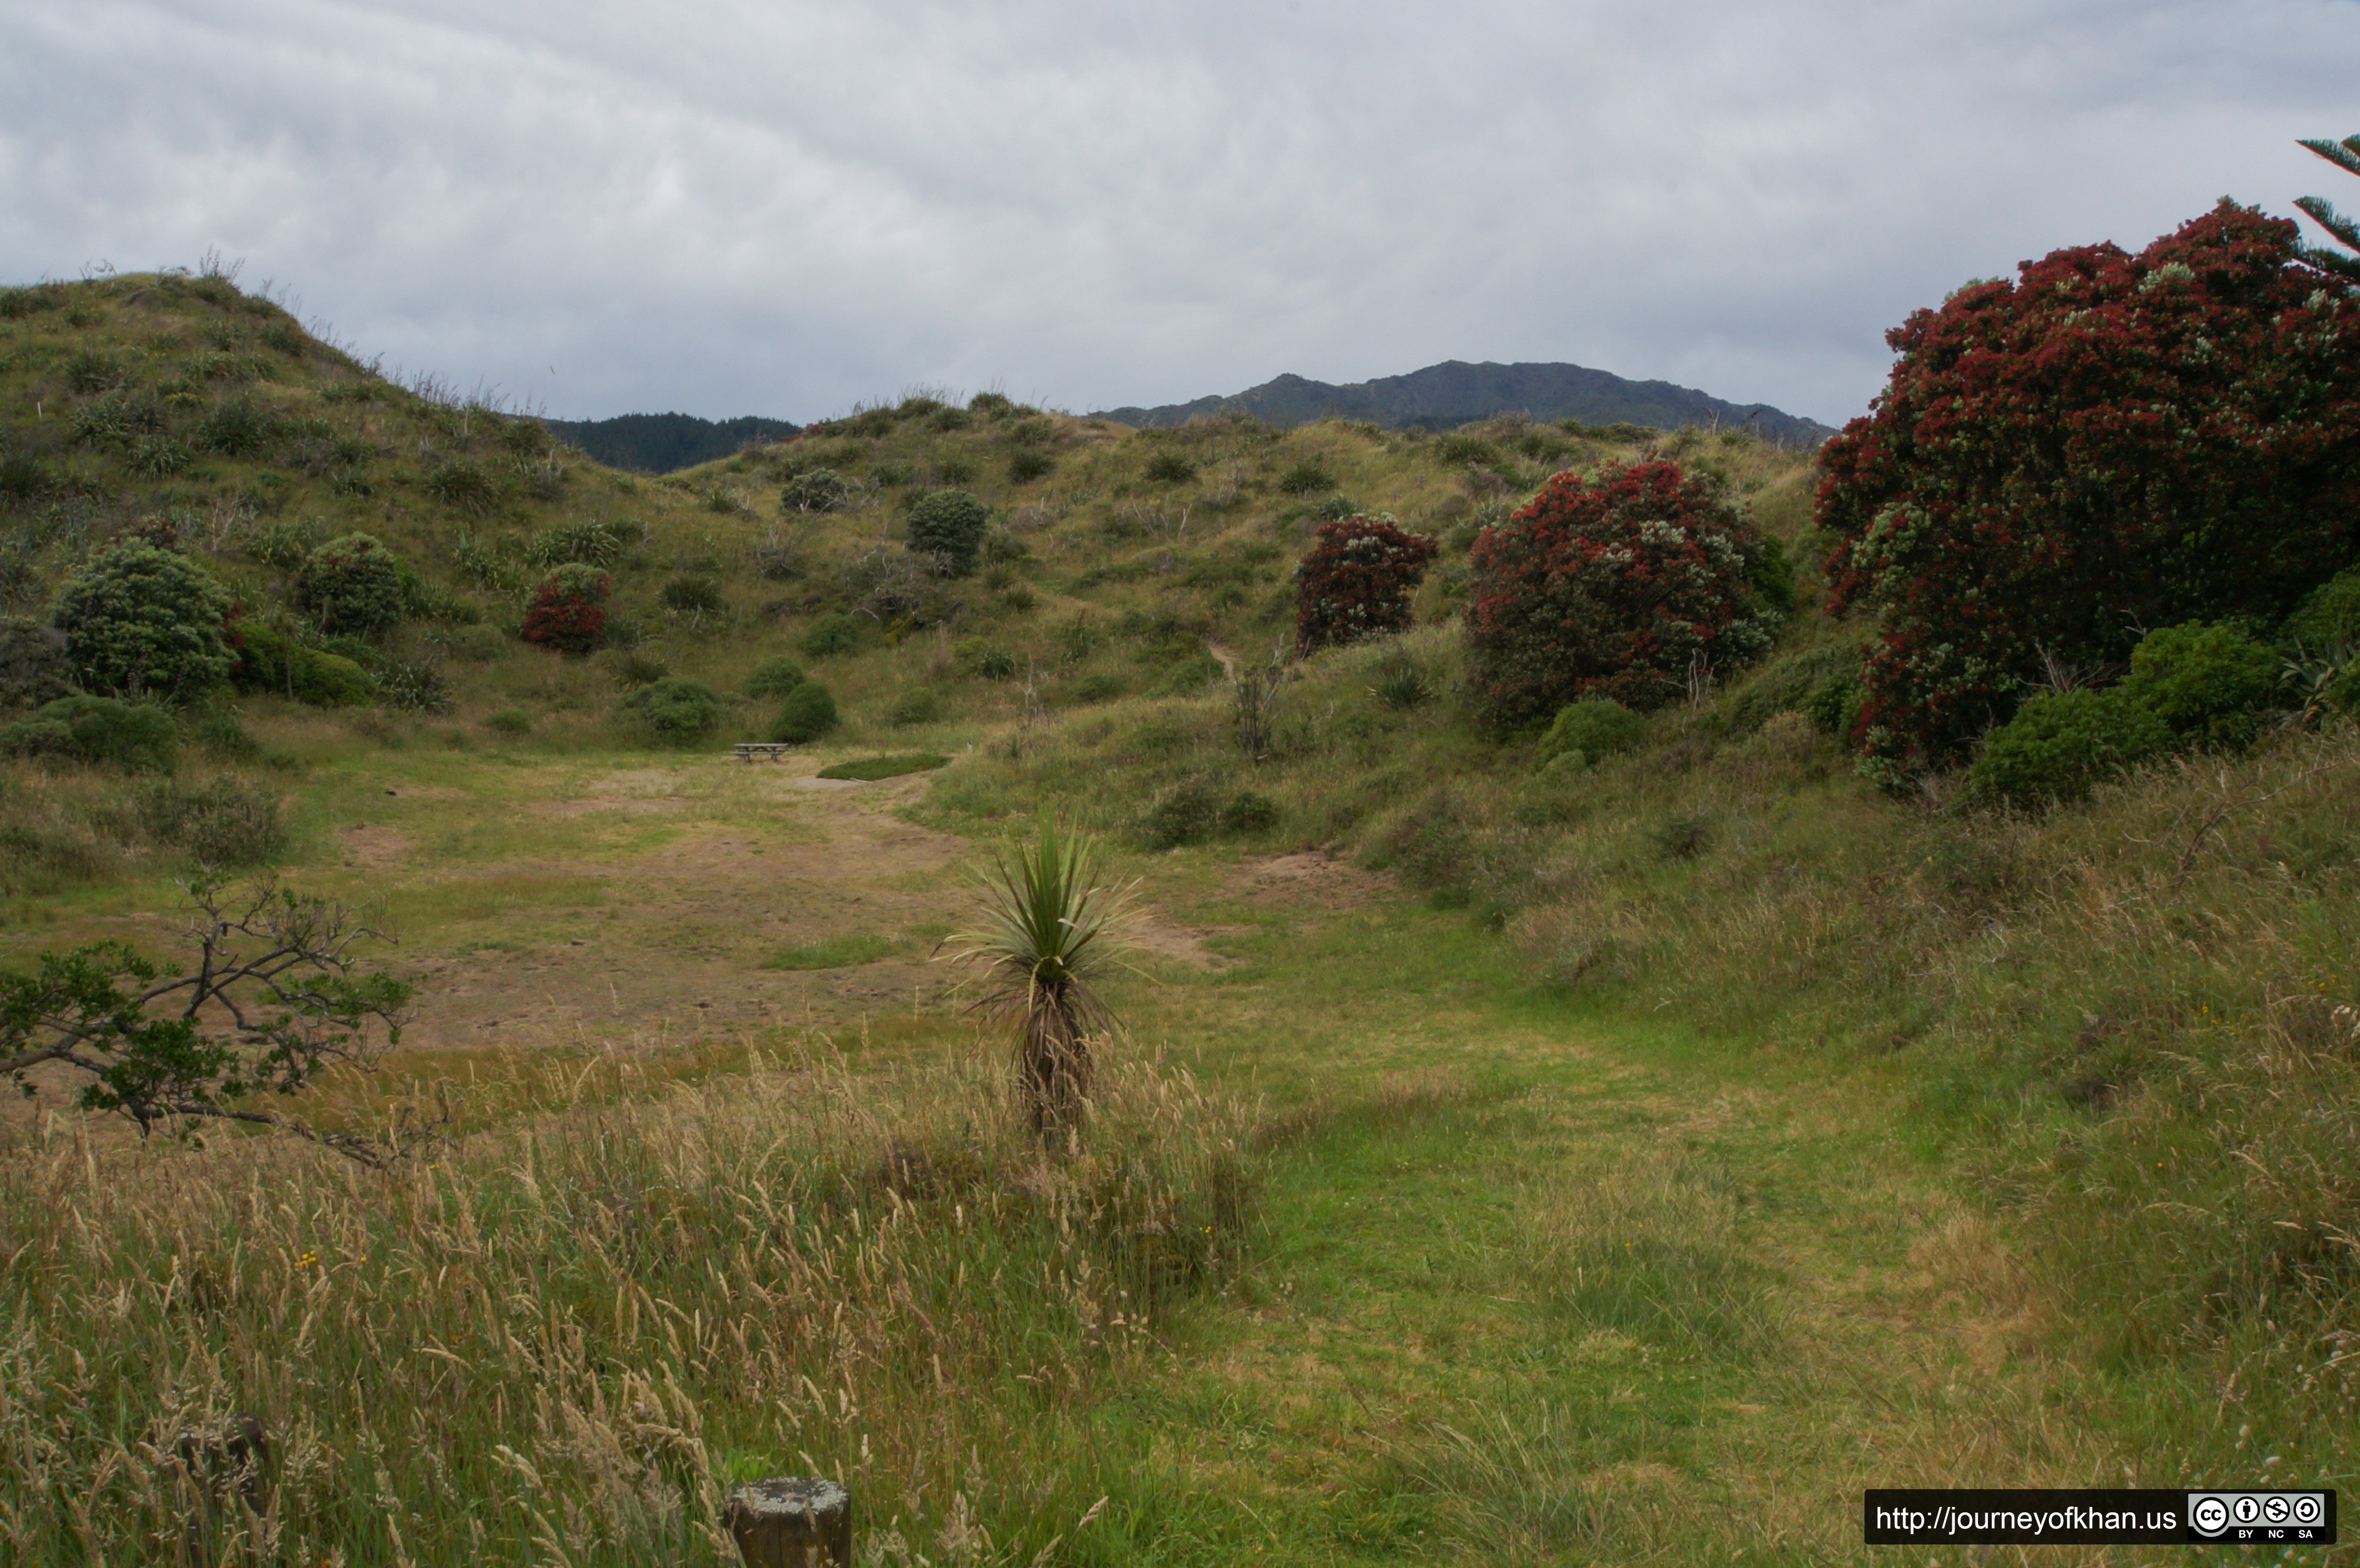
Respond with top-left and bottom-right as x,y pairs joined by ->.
1715,642 -> 1859,739
620,677 -> 725,745
1534,699 -> 1647,770
294,533 -> 404,636
374,659 -> 453,714
424,462 -> 498,517
0,617 -> 72,710
1967,689 -> 2170,806
1144,452 -> 1196,485
2283,566 -> 2360,654
189,706 -> 258,758
888,686 -> 945,726
195,395 -> 274,457
2119,622 -> 2283,751
137,775 -> 283,866
53,542 -> 234,702
741,655 -> 805,698
769,680 -> 839,744
1008,449 -> 1055,484
907,489 -> 991,576
799,612 -> 864,659
780,467 -> 850,513
228,623 -> 375,706
1220,791 -> 1280,833
0,695 -> 177,772
956,638 -> 1018,679
1141,778 -> 1221,849
1275,460 -> 1335,495
482,708 -> 533,736
661,574 -> 724,613
613,649 -> 669,687
1069,672 -> 1123,703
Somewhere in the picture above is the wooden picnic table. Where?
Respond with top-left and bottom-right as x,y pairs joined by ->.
732,743 -> 794,763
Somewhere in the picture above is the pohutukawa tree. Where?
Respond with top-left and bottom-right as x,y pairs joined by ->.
946,818 -> 1136,1137
1464,459 -> 1782,728
1816,200 -> 2360,770
1294,515 -> 1439,654
521,563 -> 611,655
0,878 -> 421,1165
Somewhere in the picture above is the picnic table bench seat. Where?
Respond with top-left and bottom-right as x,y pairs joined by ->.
732,743 -> 794,762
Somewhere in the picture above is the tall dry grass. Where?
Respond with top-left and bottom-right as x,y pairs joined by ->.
0,1037 -> 1257,1566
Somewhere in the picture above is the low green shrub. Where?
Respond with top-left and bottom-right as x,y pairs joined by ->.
54,542 -> 235,703
482,708 -> 533,736
799,612 -> 864,659
1008,449 -> 1055,484
1221,791 -> 1280,833
0,695 -> 177,772
1275,460 -> 1335,495
815,753 -> 948,782
956,639 -> 1018,679
0,617 -> 72,710
1370,648 -> 1435,709
614,649 -> 670,687
2119,622 -> 2284,751
294,533 -> 405,636
424,461 -> 498,517
1070,671 -> 1124,703
907,489 -> 991,576
189,706 -> 258,758
1141,778 -> 1222,849
1716,642 -> 1859,739
229,624 -> 374,706
741,655 -> 805,697
137,775 -> 283,866
374,659 -> 453,714
780,467 -> 850,513
888,686 -> 945,726
1967,689 -> 2171,806
1534,699 -> 1646,770
769,681 -> 839,744
661,574 -> 724,613
620,678 -> 725,746
1144,452 -> 1196,485
2284,566 -> 2360,654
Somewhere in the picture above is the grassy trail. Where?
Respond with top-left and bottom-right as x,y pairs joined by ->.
7,742 -> 2128,1564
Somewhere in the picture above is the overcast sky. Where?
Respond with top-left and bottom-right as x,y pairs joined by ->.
5,2 -> 2356,427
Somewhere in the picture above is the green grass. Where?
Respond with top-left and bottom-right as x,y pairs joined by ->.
760,932 -> 902,969
815,751 -> 950,781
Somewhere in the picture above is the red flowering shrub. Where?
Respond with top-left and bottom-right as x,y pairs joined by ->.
522,564 -> 610,655
1817,201 -> 2360,768
1464,459 -> 1781,727
1294,515 -> 1438,652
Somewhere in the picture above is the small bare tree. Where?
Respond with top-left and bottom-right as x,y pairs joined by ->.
0,877 -> 423,1165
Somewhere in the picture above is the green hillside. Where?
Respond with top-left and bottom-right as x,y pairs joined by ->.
2,264 -> 2356,1565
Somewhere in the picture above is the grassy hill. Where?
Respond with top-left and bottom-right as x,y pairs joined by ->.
1,269 -> 2354,1565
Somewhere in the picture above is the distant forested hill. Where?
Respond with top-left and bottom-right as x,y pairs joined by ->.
539,412 -> 799,472
1094,360 -> 1837,445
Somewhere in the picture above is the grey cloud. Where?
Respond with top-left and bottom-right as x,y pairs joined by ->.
4,0 -> 2355,426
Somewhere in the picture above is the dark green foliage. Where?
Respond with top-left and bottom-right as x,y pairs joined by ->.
538,414 -> 797,473
1141,779 -> 1222,849
781,467 -> 850,513
769,680 -> 839,744
1369,647 -> 1436,709
1748,534 -> 1796,616
888,686 -> 945,726
189,706 -> 257,758
424,462 -> 498,517
1381,789 -> 1474,900
908,489 -> 991,576
1968,689 -> 2171,806
1715,643 -> 1860,738
1069,672 -> 1123,703
661,574 -> 724,613
195,395 -> 274,457
935,454 -> 978,485
1274,460 -> 1335,495
137,776 -> 283,866
2283,566 -> 2360,653
522,518 -> 634,569
619,677 -> 725,745
0,449 -> 49,503
294,533 -> 404,636
2119,622 -> 2283,751
373,659 -> 452,714
1534,699 -> 1646,770
1651,811 -> 1715,861
799,612 -> 864,659
62,350 -> 127,394
0,695 -> 177,772
1144,452 -> 1196,485
54,542 -> 234,702
2294,133 -> 2360,283
815,753 -> 948,781
1433,432 -> 1499,468
614,650 -> 669,687
1008,448 -> 1055,484
957,639 -> 1018,679
1220,791 -> 1280,833
482,708 -> 533,736
228,623 -> 374,706
741,656 -> 805,698
0,617 -> 72,710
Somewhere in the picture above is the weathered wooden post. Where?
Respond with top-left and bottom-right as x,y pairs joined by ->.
722,1476 -> 852,1568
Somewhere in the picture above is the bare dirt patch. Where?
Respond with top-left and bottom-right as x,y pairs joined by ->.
1233,851 -> 1392,910
337,825 -> 410,870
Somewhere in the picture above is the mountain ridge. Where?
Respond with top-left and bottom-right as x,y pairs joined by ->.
1093,359 -> 1837,445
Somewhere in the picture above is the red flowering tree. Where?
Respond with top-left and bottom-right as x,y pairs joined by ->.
1294,515 -> 1439,653
1464,459 -> 1780,727
522,564 -> 610,655
1817,201 -> 2360,769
